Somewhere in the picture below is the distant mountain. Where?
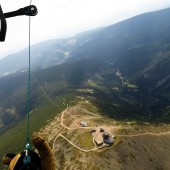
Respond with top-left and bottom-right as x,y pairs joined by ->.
0,7 -> 170,133
0,27 -> 104,78
0,39 -> 74,77
1,8 -> 170,77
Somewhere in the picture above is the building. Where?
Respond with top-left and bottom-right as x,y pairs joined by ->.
89,129 -> 96,135
103,132 -> 114,145
94,139 -> 103,146
80,121 -> 87,127
100,128 -> 105,132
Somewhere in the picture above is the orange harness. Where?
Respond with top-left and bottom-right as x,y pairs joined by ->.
8,153 -> 21,170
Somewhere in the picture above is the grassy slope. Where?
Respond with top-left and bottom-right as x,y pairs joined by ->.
1,96 -> 170,169
0,98 -> 67,169
38,101 -> 170,170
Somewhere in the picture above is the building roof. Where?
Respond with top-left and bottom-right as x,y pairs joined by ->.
103,132 -> 110,139
80,121 -> 87,127
90,129 -> 96,133
103,132 -> 114,144
94,139 -> 103,145
103,137 -> 114,144
100,128 -> 105,132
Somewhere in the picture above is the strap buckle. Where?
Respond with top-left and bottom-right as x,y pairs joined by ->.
4,5 -> 38,18
22,5 -> 38,16
23,143 -> 31,165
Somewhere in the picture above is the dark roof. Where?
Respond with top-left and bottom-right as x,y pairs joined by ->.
100,128 -> 105,132
103,132 -> 114,144
90,129 -> 96,133
103,132 -> 110,139
104,137 -> 114,144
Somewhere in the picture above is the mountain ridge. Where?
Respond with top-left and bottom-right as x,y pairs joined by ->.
38,100 -> 170,170
1,7 -> 170,77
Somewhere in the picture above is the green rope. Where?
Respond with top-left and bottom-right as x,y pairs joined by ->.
26,0 -> 32,146
23,0 -> 34,165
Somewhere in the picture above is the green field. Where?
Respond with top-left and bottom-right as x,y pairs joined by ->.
0,96 -> 69,169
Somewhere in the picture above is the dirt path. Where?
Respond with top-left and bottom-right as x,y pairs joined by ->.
52,106 -> 170,153
117,131 -> 170,137
60,108 -> 98,130
53,107 -> 106,153
60,108 -> 69,129
59,135 -> 98,152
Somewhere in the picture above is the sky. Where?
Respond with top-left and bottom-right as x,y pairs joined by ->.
0,0 -> 170,59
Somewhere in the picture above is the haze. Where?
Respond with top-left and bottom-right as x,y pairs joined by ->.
0,0 -> 170,59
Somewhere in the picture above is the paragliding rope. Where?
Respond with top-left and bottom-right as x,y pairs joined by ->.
23,0 -> 33,164
26,0 -> 32,145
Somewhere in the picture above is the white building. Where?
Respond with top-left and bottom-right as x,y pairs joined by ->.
80,121 -> 87,127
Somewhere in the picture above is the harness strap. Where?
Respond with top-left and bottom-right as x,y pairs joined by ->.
0,5 -> 7,41
9,154 -> 21,170
4,5 -> 38,18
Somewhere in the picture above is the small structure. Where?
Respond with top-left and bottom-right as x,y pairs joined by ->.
103,132 -> 114,145
100,128 -> 105,132
94,139 -> 103,146
80,121 -> 87,127
89,129 -> 96,135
